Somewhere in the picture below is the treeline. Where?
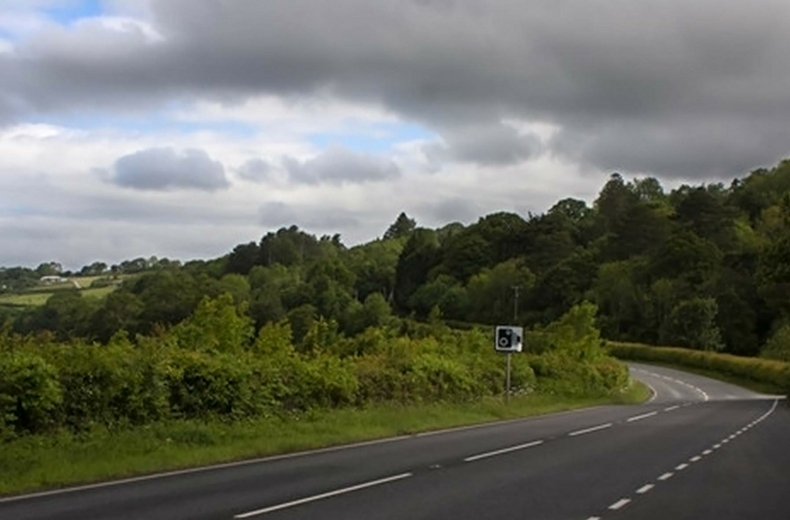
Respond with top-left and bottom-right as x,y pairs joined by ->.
4,159 -> 790,360
0,257 -> 181,293
0,300 -> 627,438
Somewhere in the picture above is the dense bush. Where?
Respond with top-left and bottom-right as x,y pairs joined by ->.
0,350 -> 61,436
762,324 -> 790,362
0,298 -> 630,438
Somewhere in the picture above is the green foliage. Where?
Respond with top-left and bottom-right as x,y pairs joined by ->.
253,321 -> 294,355
163,350 -> 272,419
467,259 -> 534,324
0,351 -> 61,436
544,302 -> 606,360
170,293 -> 254,353
0,296 -> 632,442
383,212 -> 417,240
40,340 -> 168,429
661,297 -> 724,351
762,324 -> 790,362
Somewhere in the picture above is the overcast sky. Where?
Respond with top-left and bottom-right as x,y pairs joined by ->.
1,0 -> 789,269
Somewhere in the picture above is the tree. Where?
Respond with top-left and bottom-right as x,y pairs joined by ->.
287,304 -> 317,346
170,293 -> 254,353
592,259 -> 646,341
89,290 -> 144,341
439,232 -> 492,282
549,198 -> 591,222
467,259 -> 535,324
225,242 -> 260,275
79,262 -> 107,276
346,239 -> 402,302
35,262 -> 63,277
394,229 -> 440,310
673,185 -> 737,251
660,298 -> 723,351
649,230 -> 721,286
383,212 -> 416,240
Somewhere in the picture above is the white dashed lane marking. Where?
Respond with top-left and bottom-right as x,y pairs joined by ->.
636,484 -> 654,494
627,411 -> 658,423
462,440 -> 544,462
569,423 -> 613,437
608,499 -> 631,510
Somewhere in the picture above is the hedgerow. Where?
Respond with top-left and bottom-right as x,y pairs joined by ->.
0,297 -> 629,438
608,341 -> 790,394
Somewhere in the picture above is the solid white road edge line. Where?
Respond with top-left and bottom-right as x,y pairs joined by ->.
233,473 -> 413,519
463,440 -> 545,462
569,423 -> 613,437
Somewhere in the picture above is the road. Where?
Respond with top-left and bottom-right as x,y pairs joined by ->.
1,363 -> 787,520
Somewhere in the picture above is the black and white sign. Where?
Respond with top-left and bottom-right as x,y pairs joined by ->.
495,326 -> 523,353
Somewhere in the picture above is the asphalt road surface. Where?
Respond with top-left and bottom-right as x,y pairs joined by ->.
1,363 -> 787,520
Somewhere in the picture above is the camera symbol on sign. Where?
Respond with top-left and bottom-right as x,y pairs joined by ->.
495,326 -> 523,352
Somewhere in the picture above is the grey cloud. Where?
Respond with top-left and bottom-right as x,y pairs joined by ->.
236,158 -> 271,182
283,147 -> 400,185
425,123 -> 542,166
422,197 -> 481,224
110,147 -> 229,191
3,0 -> 790,177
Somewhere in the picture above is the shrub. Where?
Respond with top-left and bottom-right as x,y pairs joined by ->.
529,352 -> 628,396
0,351 -> 61,435
41,341 -> 168,429
762,324 -> 790,362
162,350 -> 272,419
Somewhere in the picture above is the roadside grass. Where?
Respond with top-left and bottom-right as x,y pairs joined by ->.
0,384 -> 648,496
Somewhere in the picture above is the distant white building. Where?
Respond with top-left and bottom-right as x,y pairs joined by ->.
40,275 -> 68,284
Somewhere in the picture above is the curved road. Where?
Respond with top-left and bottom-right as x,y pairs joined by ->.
1,363 -> 787,519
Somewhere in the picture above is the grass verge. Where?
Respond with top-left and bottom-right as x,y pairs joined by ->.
0,385 -> 648,497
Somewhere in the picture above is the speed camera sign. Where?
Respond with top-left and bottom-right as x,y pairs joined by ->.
495,326 -> 523,353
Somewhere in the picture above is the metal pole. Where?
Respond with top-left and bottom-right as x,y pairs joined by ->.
512,286 -> 520,322
506,353 -> 511,404
506,286 -> 520,405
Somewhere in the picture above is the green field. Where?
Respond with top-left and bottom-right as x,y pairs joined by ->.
0,276 -> 124,308
0,292 -> 52,307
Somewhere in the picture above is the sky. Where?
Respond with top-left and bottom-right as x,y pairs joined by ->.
1,0 -> 789,269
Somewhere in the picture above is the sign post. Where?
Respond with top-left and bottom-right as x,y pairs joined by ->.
495,325 -> 523,403
506,351 -> 511,404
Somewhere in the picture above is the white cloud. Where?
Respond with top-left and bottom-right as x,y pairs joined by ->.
2,0 -> 785,267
